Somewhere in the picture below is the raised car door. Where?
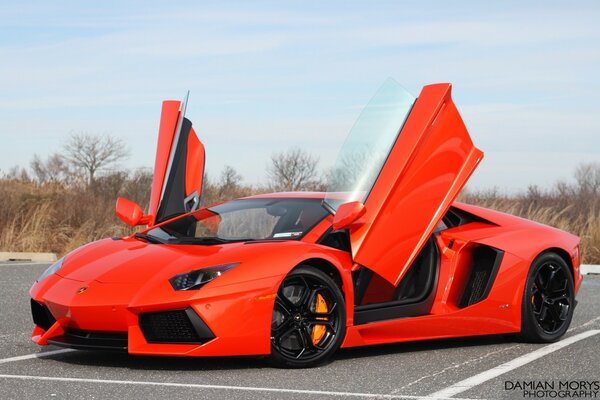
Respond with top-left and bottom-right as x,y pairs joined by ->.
324,79 -> 483,286
147,93 -> 205,225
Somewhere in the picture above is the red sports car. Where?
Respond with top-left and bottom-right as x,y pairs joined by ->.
30,80 -> 582,368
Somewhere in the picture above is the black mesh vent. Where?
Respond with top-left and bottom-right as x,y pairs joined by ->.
139,308 -> 215,344
30,299 -> 55,331
459,245 -> 504,308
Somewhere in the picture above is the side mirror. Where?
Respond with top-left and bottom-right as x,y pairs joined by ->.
115,197 -> 150,226
332,201 -> 366,230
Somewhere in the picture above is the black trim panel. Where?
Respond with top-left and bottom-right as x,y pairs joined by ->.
156,118 -> 198,224
48,329 -> 127,351
443,206 -> 494,228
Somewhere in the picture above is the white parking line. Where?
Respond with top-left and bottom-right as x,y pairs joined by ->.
0,374 -> 476,400
428,329 -> 600,398
0,349 -> 75,364
571,315 -> 600,331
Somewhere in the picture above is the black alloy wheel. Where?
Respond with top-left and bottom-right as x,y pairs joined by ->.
518,252 -> 575,342
269,266 -> 346,368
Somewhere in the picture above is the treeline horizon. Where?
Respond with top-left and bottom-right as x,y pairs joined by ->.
0,133 -> 598,264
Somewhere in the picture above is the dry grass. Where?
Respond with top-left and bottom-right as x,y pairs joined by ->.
0,171 -> 266,257
1,164 -> 599,264
460,186 -> 600,264
0,178 -> 135,256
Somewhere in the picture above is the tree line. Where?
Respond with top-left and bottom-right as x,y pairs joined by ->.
1,132 -> 598,264
3,132 -> 325,206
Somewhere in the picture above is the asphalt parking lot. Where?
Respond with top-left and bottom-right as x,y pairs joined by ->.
1,262 -> 598,400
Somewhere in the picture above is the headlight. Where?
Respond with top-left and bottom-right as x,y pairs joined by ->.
169,262 -> 239,291
37,257 -> 64,282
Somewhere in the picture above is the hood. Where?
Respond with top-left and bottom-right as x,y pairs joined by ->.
55,237 -> 329,286
58,237 -> 246,284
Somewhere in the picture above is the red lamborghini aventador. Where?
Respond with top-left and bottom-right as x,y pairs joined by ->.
30,80 -> 582,368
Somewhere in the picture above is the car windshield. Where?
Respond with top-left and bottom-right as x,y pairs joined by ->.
324,78 -> 415,212
142,198 -> 329,245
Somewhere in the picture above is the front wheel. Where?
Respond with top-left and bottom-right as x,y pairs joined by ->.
268,266 -> 346,368
517,252 -> 575,343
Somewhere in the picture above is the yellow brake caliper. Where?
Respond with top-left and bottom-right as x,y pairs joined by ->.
311,293 -> 329,345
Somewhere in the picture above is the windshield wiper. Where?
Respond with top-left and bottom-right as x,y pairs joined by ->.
134,233 -> 166,244
168,237 -> 255,245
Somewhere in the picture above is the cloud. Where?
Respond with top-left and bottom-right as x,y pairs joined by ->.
0,1 -> 598,190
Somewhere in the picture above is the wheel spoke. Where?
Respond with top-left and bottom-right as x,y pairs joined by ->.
535,274 -> 545,292
306,286 -> 327,310
297,277 -> 313,305
322,301 -> 337,315
551,279 -> 568,294
547,303 -> 560,321
558,303 -> 570,321
275,325 -> 297,344
311,321 -> 337,337
275,294 -> 295,315
295,347 -> 306,359
548,293 -> 568,302
308,301 -> 337,317
272,314 -> 293,333
538,303 -> 548,322
545,267 -> 557,291
305,317 -> 334,327
297,327 -> 315,350
303,326 -> 327,350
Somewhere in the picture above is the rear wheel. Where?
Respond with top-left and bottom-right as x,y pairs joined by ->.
518,253 -> 574,342
269,266 -> 346,368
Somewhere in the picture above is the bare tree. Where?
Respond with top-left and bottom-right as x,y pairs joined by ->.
267,148 -> 320,191
30,153 -> 69,184
574,162 -> 600,194
62,133 -> 130,186
121,168 -> 153,207
4,165 -> 30,182
218,165 -> 242,197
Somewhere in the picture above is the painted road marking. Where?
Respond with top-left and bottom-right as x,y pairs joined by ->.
0,374 -> 477,400
0,349 -> 75,364
572,315 -> 600,331
429,329 -> 600,398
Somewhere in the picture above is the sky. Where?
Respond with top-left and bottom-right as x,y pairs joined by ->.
0,1 -> 599,192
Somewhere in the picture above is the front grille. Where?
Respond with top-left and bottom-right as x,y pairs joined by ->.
48,329 -> 127,351
139,308 -> 215,344
30,299 -> 55,331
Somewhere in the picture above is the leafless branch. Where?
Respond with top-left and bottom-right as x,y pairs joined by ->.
61,132 -> 130,186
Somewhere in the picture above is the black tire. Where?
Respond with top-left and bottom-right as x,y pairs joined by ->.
268,266 -> 346,368
517,252 -> 574,343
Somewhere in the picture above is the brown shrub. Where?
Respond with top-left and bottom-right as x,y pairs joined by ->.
1,162 -> 598,264
460,166 -> 600,264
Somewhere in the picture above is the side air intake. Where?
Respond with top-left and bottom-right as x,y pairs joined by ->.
30,299 -> 56,331
459,245 -> 504,308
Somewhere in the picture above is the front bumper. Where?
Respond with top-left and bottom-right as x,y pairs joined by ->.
30,274 -> 280,357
